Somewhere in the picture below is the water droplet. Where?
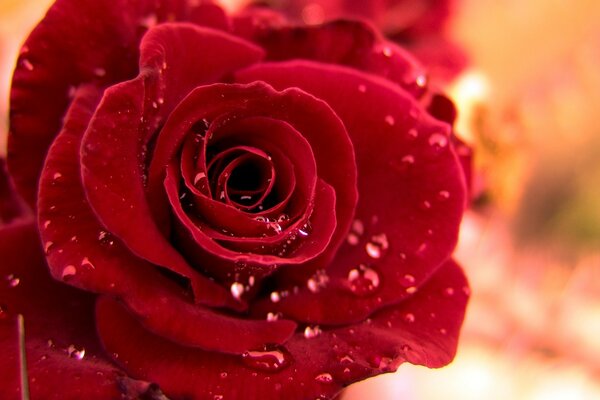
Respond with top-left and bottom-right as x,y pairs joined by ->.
382,46 -> 392,57
358,84 -> 367,93
400,274 -> 415,287
437,190 -> 450,201
365,233 -> 388,259
242,345 -> 291,372
139,13 -> 157,28
347,264 -> 380,296
248,275 -> 255,287
62,265 -> 77,280
67,344 -> 85,360
270,291 -> 281,303
22,59 -> 34,71
420,200 -> 432,210
81,257 -> 95,269
307,269 -> 329,293
266,312 -> 281,322
230,282 -> 245,300
405,286 -> 417,294
157,97 -> 164,105
298,220 -> 312,237
401,155 -> 415,165
352,219 -> 364,235
346,232 -> 360,245
404,313 -> 415,323
462,286 -> 471,296
444,287 -> 455,297
340,355 -> 354,364
44,241 -> 54,254
304,325 -> 322,339
220,372 -> 228,379
439,328 -> 448,335
428,133 -> 448,149
416,74 -> 427,87
43,220 -> 51,229
52,172 -> 62,180
407,128 -> 418,139
213,395 -> 223,400
384,115 -> 395,126
315,373 -> 334,384
152,101 -> 158,109
93,67 -> 106,78
6,274 -> 20,288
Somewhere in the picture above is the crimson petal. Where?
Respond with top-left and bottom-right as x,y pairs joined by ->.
7,0 -> 231,206
96,259 -> 468,400
38,85 -> 295,353
0,222 -> 124,399
237,61 -> 466,324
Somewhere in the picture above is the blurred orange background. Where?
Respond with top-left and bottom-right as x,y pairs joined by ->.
2,1 -> 600,399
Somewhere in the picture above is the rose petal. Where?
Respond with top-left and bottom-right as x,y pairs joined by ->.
38,85 -> 296,353
237,61 -> 466,324
7,0 -> 230,206
233,18 -> 428,98
0,221 -> 124,399
96,259 -> 468,400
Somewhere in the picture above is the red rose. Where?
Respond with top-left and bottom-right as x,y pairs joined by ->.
252,0 -> 468,82
1,1 -> 470,399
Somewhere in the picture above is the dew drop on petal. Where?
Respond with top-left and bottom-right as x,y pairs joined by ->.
266,312 -> 281,322
437,190 -> 450,201
346,232 -> 360,246
444,287 -> 455,297
230,282 -> 245,300
405,286 -> 417,294
304,325 -> 322,339
407,128 -> 419,139
365,233 -> 389,259
307,269 -> 329,293
428,133 -> 448,149
22,59 -> 34,71
382,46 -> 392,57
384,115 -> 395,126
81,257 -> 95,269
404,313 -> 415,323
62,265 -> 77,280
242,345 -> 292,372
400,274 -> 415,287
270,291 -> 281,303
67,344 -> 85,360
358,84 -> 367,93
315,373 -> 334,384
44,241 -> 54,254
6,274 -> 20,288
440,328 -> 448,335
401,155 -> 415,165
347,264 -> 380,296
416,74 -> 427,88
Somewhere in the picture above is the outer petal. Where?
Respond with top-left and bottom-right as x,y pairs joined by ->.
7,0 -> 230,206
96,260 -> 469,400
237,61 -> 466,324
233,18 -> 428,98
0,222 -> 124,400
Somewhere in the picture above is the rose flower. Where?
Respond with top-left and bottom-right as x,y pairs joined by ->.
1,1 -> 470,399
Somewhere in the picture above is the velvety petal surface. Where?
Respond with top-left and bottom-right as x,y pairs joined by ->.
0,221 -> 124,400
7,0 -> 231,206
38,85 -> 295,354
96,259 -> 468,400
233,18 -> 429,98
237,61 -> 466,324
